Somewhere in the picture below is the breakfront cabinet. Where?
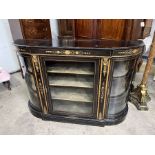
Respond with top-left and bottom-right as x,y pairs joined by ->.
14,39 -> 144,126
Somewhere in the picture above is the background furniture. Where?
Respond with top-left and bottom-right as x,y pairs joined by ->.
14,38 -> 144,126
19,19 -> 52,39
10,19 -> 52,78
58,19 -> 153,40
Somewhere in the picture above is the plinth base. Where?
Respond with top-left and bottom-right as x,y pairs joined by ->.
28,101 -> 128,126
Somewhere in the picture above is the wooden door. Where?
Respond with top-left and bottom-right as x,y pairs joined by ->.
58,19 -> 74,39
96,19 -> 126,40
74,19 -> 97,39
57,19 -> 153,41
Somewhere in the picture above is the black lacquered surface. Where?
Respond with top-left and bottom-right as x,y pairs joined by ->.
14,38 -> 144,50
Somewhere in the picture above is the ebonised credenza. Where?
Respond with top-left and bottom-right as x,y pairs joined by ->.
14,39 -> 145,126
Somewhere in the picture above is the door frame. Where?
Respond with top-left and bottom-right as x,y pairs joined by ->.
40,55 -> 100,119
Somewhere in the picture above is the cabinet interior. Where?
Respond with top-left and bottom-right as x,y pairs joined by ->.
46,61 -> 95,116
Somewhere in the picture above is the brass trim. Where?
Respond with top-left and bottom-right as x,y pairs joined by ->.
64,50 -> 71,55
18,47 -> 143,58
103,57 -> 109,76
31,55 -> 48,114
31,55 -> 44,112
97,59 -> 103,119
129,84 -> 150,110
46,50 -> 91,55
103,59 -> 111,118
98,112 -> 102,120
97,57 -> 110,119
38,57 -> 49,113
19,52 -> 142,59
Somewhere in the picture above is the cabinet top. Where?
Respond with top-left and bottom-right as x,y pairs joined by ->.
14,38 -> 144,50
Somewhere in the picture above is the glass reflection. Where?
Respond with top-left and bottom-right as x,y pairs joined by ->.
108,93 -> 127,115
113,61 -> 130,77
25,72 -> 41,109
110,76 -> 130,97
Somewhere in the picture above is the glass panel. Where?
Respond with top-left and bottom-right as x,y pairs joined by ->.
24,57 -> 32,72
108,59 -> 135,115
108,92 -> 127,115
113,61 -> 130,77
110,76 -> 130,97
46,61 -> 95,116
25,72 -> 36,91
28,87 -> 41,110
25,72 -> 41,109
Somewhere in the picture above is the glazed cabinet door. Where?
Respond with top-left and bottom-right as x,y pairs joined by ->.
41,57 -> 100,118
23,56 -> 41,111
107,58 -> 138,118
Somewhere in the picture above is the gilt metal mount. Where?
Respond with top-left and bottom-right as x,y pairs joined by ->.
129,84 -> 150,110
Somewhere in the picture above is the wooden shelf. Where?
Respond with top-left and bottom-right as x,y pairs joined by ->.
52,99 -> 92,115
47,63 -> 94,75
51,87 -> 93,103
48,75 -> 94,88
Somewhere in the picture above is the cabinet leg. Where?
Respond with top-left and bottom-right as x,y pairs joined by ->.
7,81 -> 11,90
2,81 -> 11,90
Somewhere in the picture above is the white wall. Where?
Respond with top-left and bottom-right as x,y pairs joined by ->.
50,19 -> 58,39
143,19 -> 155,52
0,19 -> 19,73
8,19 -> 23,40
